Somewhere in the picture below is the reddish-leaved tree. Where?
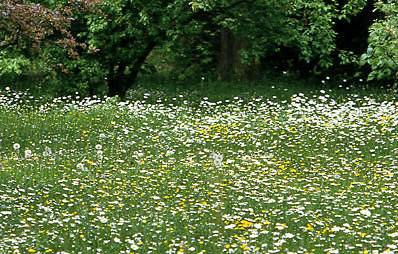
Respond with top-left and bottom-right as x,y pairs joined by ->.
0,0 -> 101,58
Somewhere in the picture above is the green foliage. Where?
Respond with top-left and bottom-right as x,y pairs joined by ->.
192,0 -> 367,71
0,52 -> 31,75
0,0 -> 102,96
141,0 -> 369,84
0,0 -> 99,57
361,1 -> 398,82
0,0 -> 382,96
82,0 -> 208,96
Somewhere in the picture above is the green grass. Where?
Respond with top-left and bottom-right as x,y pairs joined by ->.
132,73 -> 397,105
0,84 -> 398,253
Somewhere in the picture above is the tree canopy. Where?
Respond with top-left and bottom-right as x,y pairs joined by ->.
0,0 -> 100,55
361,0 -> 398,82
1,0 -> 396,97
0,0 -> 100,78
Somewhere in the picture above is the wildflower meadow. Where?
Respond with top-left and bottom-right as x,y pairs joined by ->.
0,87 -> 398,254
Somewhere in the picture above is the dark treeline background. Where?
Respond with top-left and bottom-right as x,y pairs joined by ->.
1,0 -> 397,98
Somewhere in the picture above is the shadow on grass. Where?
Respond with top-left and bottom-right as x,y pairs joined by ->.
129,72 -> 397,105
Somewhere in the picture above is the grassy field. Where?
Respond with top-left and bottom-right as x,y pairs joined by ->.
0,83 -> 398,254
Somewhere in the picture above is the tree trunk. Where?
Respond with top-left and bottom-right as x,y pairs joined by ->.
107,63 -> 130,98
218,28 -> 257,81
219,27 -> 235,81
106,40 -> 157,98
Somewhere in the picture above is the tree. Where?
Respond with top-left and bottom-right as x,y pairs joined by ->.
1,0 -> 375,97
84,0 -> 196,96
0,0 -> 101,56
86,0 -> 336,96
361,0 -> 398,83
213,0 -> 369,79
0,0 -> 100,76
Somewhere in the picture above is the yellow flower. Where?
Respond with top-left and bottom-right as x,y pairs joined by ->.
275,223 -> 287,230
28,249 -> 36,253
305,224 -> 314,230
240,220 -> 253,227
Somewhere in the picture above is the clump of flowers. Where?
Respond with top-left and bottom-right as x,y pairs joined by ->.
24,149 -> 32,159
212,152 -> 223,167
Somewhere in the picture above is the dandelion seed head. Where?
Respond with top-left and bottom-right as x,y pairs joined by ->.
13,143 -> 20,150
